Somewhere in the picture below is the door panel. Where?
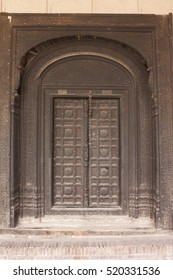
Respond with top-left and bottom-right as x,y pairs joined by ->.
53,98 -> 84,207
89,99 -> 120,207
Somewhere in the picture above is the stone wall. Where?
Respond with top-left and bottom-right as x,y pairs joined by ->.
0,0 -> 173,14
0,15 -> 10,228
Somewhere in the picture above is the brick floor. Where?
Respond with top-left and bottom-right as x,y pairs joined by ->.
0,232 -> 173,259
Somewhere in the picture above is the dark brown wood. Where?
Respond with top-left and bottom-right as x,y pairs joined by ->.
53,98 -> 85,208
52,94 -> 120,210
89,97 -> 120,208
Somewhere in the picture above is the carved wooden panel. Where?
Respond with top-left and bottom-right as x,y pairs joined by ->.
89,99 -> 120,207
52,95 -> 120,209
53,98 -> 84,207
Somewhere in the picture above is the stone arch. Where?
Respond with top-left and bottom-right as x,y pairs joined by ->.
19,35 -> 148,72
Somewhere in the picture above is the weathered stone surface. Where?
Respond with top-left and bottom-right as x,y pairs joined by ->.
0,15 -> 10,227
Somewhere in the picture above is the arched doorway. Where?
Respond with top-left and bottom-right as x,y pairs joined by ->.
18,37 -> 152,225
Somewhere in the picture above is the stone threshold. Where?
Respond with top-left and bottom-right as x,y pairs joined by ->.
0,215 -> 158,236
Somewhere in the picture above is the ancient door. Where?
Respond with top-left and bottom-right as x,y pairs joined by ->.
43,87 -> 128,215
52,95 -> 120,209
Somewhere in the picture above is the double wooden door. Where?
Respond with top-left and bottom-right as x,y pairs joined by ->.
52,92 -> 120,209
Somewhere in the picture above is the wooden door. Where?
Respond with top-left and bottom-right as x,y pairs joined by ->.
52,94 -> 120,209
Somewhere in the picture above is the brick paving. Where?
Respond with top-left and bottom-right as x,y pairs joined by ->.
0,232 -> 173,259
